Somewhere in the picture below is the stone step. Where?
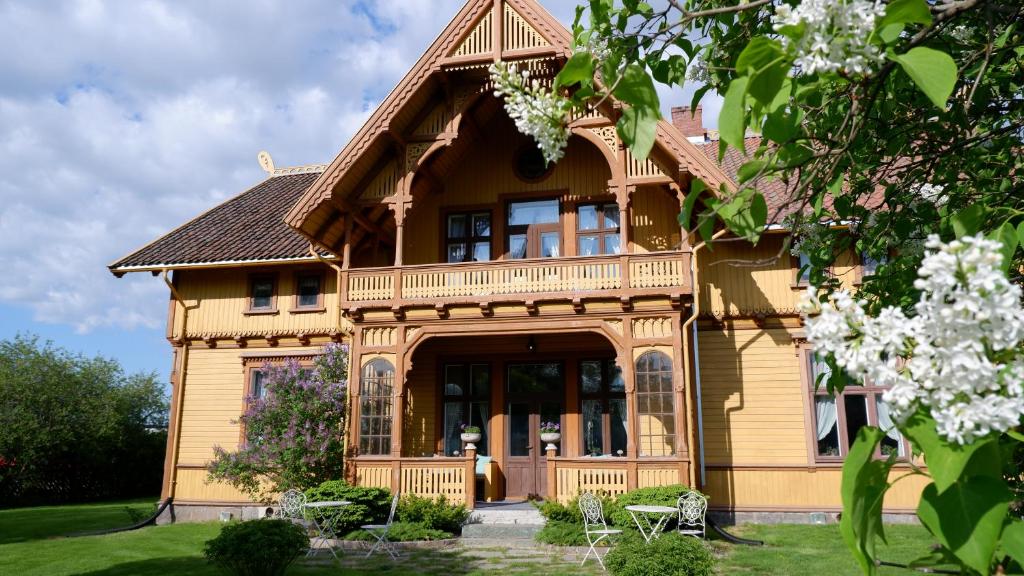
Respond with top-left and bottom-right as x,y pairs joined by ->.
468,507 -> 546,525
461,522 -> 544,540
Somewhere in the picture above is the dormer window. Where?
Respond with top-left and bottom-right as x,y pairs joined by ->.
294,273 -> 323,310
247,275 -> 277,313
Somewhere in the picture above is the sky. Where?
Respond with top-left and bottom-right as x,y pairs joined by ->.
0,0 -> 720,387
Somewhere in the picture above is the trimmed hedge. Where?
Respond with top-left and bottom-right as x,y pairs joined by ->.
607,484 -> 703,531
604,532 -> 715,576
397,493 -> 469,534
303,480 -> 391,535
204,520 -> 308,576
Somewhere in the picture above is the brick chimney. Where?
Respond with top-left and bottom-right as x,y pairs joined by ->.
671,105 -> 705,141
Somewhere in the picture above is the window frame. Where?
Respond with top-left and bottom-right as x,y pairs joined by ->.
801,347 -> 910,463
245,273 -> 279,314
441,363 -> 492,456
579,358 -> 627,457
291,270 -> 325,312
576,202 -> 622,257
442,209 -> 493,264
634,350 -> 677,458
505,197 -> 562,259
239,356 -> 316,446
358,358 -> 396,456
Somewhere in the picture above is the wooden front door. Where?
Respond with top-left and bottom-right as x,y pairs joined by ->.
504,362 -> 564,499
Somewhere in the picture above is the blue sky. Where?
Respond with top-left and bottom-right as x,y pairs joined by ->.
0,0 -> 718,389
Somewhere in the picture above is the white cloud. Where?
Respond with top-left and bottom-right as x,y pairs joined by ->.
0,0 -> 716,334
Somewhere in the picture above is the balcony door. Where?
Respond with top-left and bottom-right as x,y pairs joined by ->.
507,199 -> 560,259
505,362 -> 563,499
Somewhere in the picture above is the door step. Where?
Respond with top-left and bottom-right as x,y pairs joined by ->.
469,506 -> 545,525
462,505 -> 546,539
461,523 -> 544,539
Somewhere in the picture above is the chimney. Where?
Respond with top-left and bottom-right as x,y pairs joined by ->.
671,105 -> 705,142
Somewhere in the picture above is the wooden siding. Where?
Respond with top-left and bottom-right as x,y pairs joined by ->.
172,267 -> 339,339
704,467 -> 930,511
174,467 -> 254,502
556,466 -> 628,503
177,347 -> 245,465
699,327 -> 809,465
451,8 -> 492,57
404,354 -> 438,457
503,2 -> 549,51
632,187 -> 681,253
698,235 -> 800,318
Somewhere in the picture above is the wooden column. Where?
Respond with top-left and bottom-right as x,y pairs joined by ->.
546,446 -> 557,502
342,217 -> 353,270
564,360 -> 580,457
346,328 -> 363,484
491,360 -> 506,500
465,445 -> 477,510
671,311 -> 692,486
393,206 -> 405,267
391,332 -> 407,491
621,319 -> 638,491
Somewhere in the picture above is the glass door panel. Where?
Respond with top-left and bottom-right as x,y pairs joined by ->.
509,402 -> 530,457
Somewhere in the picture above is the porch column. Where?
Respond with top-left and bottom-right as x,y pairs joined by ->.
616,185 -> 634,254
465,445 -> 477,510
392,199 -> 408,267
346,328 -> 364,484
546,446 -> 557,501
619,345 -> 639,491
390,332 -> 407,492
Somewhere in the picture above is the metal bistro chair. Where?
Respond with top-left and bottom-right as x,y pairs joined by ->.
676,491 -> 708,539
578,492 -> 622,569
362,492 -> 400,560
275,489 -> 308,525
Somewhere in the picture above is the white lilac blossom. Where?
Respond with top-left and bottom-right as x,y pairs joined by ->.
773,0 -> 886,76
799,234 -> 1024,444
912,182 -> 947,206
489,61 -> 573,165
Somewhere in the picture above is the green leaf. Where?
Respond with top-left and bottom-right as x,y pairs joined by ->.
1002,520 -> 1024,564
614,64 -> 660,110
951,204 -> 985,238
902,409 -> 1002,492
737,160 -> 766,184
736,37 -> 788,105
990,221 -> 1019,269
720,76 -> 749,152
878,23 -> 905,45
889,47 -> 958,110
763,107 -> 800,143
879,0 -> 932,29
1017,221 -> 1024,247
840,427 -> 892,575
679,180 -> 705,230
617,105 -> 659,161
554,52 -> 595,89
917,476 -> 1011,574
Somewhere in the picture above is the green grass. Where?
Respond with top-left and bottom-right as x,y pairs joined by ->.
0,498 -> 158,544
0,499 -> 942,575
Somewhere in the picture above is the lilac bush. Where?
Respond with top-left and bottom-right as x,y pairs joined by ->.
207,343 -> 349,499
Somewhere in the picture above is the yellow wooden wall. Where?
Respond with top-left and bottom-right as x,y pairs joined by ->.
171,266 -> 339,339
175,468 -> 253,503
404,355 -> 438,457
632,186 -> 682,253
176,347 -> 246,465
698,235 -> 799,317
704,467 -> 930,511
699,326 -> 809,465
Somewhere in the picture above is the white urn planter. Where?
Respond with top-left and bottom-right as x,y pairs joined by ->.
540,432 -> 561,451
461,432 -> 482,450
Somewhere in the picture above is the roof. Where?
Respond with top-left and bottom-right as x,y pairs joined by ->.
108,172 -> 325,273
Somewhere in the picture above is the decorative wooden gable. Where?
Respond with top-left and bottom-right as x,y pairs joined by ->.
450,9 -> 493,57
503,2 -> 550,52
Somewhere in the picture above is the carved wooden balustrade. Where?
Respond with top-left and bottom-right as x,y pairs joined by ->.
545,455 -> 684,504
343,251 -> 691,308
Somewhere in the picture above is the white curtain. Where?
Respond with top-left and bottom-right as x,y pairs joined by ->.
875,399 -> 902,442
815,397 -> 838,441
811,354 -> 831,390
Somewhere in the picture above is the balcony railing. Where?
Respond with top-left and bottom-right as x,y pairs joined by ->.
343,251 -> 690,306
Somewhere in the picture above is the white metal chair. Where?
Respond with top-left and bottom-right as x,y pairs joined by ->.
676,491 -> 708,539
275,489 -> 307,523
578,492 -> 622,569
362,492 -> 400,560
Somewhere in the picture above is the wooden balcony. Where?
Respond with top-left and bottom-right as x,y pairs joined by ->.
342,251 -> 691,309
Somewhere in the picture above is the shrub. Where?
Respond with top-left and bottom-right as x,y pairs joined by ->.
204,520 -> 308,576
607,484 -> 700,531
397,494 -> 469,534
304,480 -> 391,535
604,532 -> 714,576
342,521 -> 451,542
535,519 -> 589,546
535,497 -> 583,523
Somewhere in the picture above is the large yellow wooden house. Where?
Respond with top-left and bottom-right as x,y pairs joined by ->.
110,0 -> 927,523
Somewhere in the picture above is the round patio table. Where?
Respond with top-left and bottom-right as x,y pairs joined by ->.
304,500 -> 351,560
625,504 -> 677,543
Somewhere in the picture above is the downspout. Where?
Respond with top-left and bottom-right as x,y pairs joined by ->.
162,269 -> 190,502
682,229 -> 727,489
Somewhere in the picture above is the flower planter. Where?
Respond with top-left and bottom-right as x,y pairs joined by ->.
461,432 -> 482,450
540,432 -> 561,451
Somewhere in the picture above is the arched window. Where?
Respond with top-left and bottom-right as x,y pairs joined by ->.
635,351 -> 676,457
359,358 -> 394,455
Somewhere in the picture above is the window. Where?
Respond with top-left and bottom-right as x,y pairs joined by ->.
250,369 -> 267,400
442,364 -> 491,456
446,212 -> 491,263
580,359 -> 627,456
507,199 -> 560,259
860,251 -> 887,279
577,203 -> 621,256
795,252 -> 812,285
359,359 -> 395,456
635,351 -> 676,456
248,275 -> 276,312
514,145 -> 553,181
294,273 -> 323,309
808,354 -> 907,459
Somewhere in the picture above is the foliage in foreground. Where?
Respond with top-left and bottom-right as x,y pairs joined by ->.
207,344 -> 348,499
535,519 -> 588,547
341,521 -> 452,542
203,520 -> 307,576
604,532 -> 714,576
303,480 -> 391,535
397,493 -> 469,534
0,335 -> 168,506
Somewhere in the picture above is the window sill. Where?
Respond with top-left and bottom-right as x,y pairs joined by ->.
244,309 -> 279,316
289,307 -> 326,314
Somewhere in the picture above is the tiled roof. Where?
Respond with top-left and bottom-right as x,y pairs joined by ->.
700,136 -> 797,223
109,172 -> 323,272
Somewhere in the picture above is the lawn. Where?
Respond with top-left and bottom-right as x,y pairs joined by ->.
0,498 -> 941,575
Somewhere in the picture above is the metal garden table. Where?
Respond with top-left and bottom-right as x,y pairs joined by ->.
303,500 -> 351,560
624,504 -> 677,543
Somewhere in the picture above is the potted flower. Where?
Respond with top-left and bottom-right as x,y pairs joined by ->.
460,424 -> 482,449
539,421 -> 561,449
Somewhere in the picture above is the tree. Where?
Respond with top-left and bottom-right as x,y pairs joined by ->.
0,335 -> 168,506
206,343 -> 348,500
491,1 -> 1023,572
